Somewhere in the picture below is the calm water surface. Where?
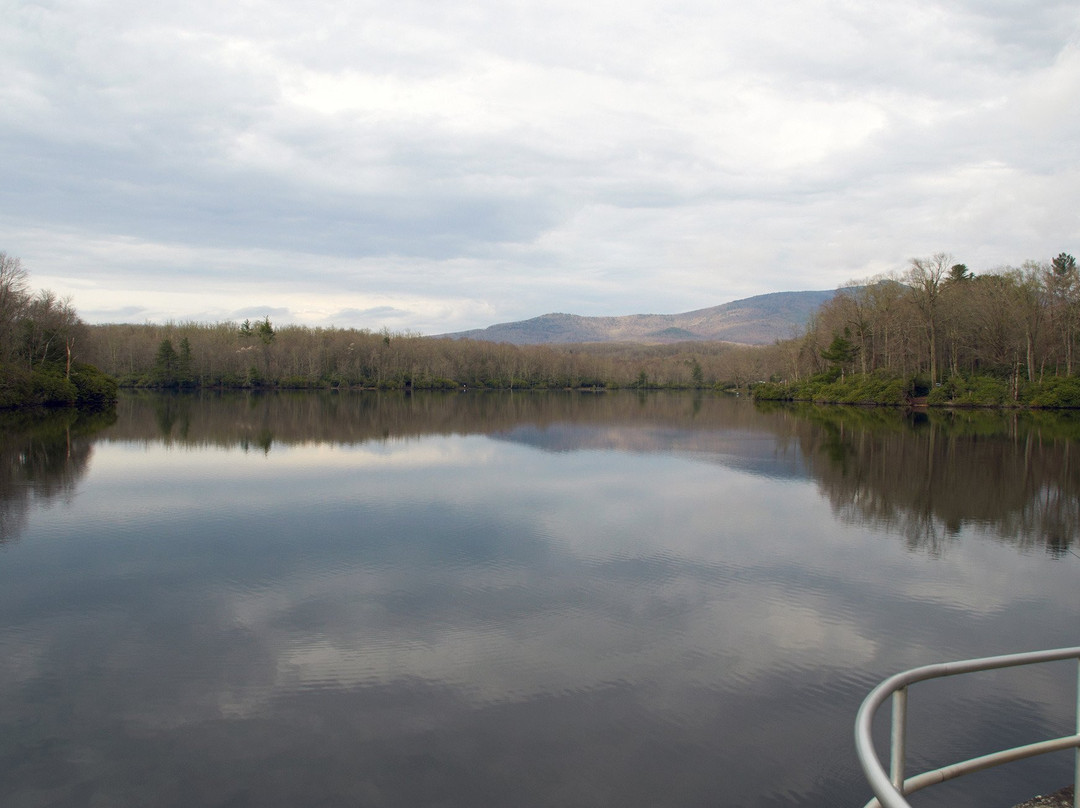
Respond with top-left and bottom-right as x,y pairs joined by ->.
1,391 -> 1078,808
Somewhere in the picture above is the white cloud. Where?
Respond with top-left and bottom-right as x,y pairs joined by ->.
2,0 -> 1079,331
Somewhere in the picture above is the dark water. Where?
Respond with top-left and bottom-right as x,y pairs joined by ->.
1,391 -> 1077,808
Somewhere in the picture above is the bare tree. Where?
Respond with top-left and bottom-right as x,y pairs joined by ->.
0,252 -> 30,362
940,265 -> 976,377
20,290 -> 83,374
907,253 -> 952,384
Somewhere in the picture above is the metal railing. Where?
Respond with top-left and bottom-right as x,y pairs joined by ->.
855,646 -> 1080,808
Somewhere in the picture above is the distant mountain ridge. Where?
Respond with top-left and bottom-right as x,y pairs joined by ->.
440,290 -> 836,346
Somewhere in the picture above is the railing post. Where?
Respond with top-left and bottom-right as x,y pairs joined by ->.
858,648 -> 1080,808
1074,659 -> 1079,808
891,686 -> 908,793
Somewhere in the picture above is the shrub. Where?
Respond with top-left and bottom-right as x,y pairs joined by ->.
30,369 -> 78,406
751,382 -> 791,401
69,363 -> 119,408
278,376 -> 323,389
0,363 -> 33,408
1027,376 -> 1080,408
928,375 -> 1010,407
797,371 -> 907,405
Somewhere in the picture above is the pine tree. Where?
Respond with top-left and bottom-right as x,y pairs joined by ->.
154,338 -> 178,386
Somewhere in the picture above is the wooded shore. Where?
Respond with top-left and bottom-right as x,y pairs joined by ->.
4,250 -> 1080,409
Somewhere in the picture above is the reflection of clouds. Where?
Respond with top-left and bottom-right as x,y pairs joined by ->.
895,536 -> 1078,616
166,436 -> 883,710
71,438 -> 501,524
68,434 -> 1068,712
500,423 -> 808,481
5,406 -> 1080,808
93,437 -> 497,476
0,631 -> 48,684
216,562 -> 884,712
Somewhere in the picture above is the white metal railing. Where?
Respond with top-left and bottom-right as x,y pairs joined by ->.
855,646 -> 1080,808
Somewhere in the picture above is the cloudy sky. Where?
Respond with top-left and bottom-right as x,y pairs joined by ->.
2,0 -> 1079,334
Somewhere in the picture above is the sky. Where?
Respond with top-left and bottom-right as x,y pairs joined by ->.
2,0 -> 1079,335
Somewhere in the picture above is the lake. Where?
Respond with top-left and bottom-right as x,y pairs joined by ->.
1,391 -> 1078,808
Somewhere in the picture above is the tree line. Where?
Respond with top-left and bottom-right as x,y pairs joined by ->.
0,252 -> 116,408
3,249 -> 1080,408
755,251 -> 1080,406
82,318 -> 745,391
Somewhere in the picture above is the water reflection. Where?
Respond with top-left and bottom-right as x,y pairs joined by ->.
0,408 -> 114,544
0,392 -> 1077,808
784,404 -> 1080,555
3,391 -> 1078,557
88,391 -> 1080,555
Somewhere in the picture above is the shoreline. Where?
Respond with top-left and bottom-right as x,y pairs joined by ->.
1014,786 -> 1074,808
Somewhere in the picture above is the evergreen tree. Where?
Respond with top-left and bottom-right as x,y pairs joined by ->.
820,330 -> 860,380
178,337 -> 194,387
689,358 -> 704,387
154,338 -> 178,386
1052,252 -> 1076,276
257,317 -> 275,344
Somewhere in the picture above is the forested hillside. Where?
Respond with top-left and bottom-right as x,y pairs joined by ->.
756,252 -> 1080,406
5,249 -> 1080,406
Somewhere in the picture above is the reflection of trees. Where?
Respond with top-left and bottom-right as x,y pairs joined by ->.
107,389 -> 802,450
0,409 -> 113,544
92,391 -> 1080,556
794,405 -> 1080,555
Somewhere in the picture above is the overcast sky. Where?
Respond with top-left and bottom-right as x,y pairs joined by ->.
2,0 -> 1079,334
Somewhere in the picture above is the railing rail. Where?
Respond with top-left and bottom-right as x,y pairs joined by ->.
855,646 -> 1080,808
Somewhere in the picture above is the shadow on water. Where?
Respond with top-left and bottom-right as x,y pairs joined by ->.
0,408 -> 116,545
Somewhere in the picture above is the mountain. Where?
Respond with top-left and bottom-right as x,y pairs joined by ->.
439,290 -> 836,346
